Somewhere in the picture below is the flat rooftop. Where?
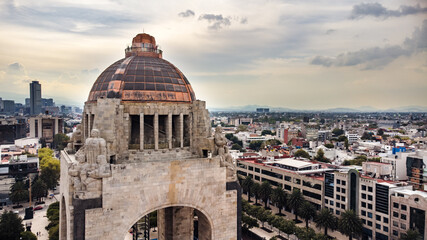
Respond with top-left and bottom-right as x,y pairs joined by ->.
271,158 -> 316,169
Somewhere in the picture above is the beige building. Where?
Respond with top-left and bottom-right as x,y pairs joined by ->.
29,115 -> 63,144
59,33 -> 239,240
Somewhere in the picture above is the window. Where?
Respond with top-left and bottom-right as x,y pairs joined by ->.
336,210 -> 340,215
341,204 -> 345,209
393,221 -> 398,227
255,176 -> 260,181
337,179 -> 341,184
248,166 -> 254,171
361,210 -> 366,216
337,187 -> 341,192
400,223 -> 406,229
362,202 -> 366,208
336,202 -> 340,207
330,200 -> 334,205
401,205 -> 407,211
384,226 -> 388,232
368,203 -> 373,210
341,196 -> 346,202
376,215 -> 381,221
393,202 -> 399,208
342,180 -> 346,186
342,189 -> 346,194
362,219 -> 366,224
362,185 -> 367,191
393,212 -> 399,217
393,230 -> 398,236
325,199 -> 328,204
362,193 -> 367,199
368,186 -> 373,192
368,195 -> 373,201
368,212 -> 373,218
294,178 -> 301,184
376,224 -> 381,229
255,168 -> 260,173
368,221 -> 372,226
401,214 -> 406,220
384,218 -> 388,224
336,195 -> 340,200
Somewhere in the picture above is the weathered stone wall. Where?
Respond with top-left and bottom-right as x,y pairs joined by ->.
59,151 -> 76,240
82,157 -> 237,240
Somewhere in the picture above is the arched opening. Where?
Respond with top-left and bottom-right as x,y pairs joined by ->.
60,196 -> 67,240
124,206 -> 212,240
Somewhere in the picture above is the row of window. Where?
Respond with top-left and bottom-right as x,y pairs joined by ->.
361,185 -> 373,192
392,211 -> 407,220
393,202 -> 407,211
361,193 -> 373,201
361,201 -> 373,210
336,179 -> 346,186
361,219 -> 389,232
336,187 -> 346,194
393,221 -> 406,230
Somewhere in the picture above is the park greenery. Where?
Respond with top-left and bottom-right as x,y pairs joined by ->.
46,201 -> 60,240
342,155 -> 381,166
294,149 -> 310,159
0,211 -> 36,240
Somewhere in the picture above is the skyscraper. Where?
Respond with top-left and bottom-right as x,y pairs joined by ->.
30,81 -> 42,115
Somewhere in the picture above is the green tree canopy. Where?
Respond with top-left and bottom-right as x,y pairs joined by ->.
53,133 -> 70,151
324,143 -> 334,149
338,210 -> 363,240
287,188 -> 304,222
299,201 -> 316,229
40,157 -> 60,189
259,181 -> 272,208
400,229 -> 422,240
314,149 -> 330,163
270,187 -> 287,215
236,124 -> 248,133
242,176 -> 254,202
10,181 -> 28,205
262,139 -> 282,148
261,130 -> 273,136
315,208 -> 337,236
251,182 -> 261,205
20,231 -> 37,240
249,141 -> 263,151
32,178 -> 48,202
242,214 -> 259,230
0,211 -> 24,240
294,149 -> 310,159
332,128 -> 344,136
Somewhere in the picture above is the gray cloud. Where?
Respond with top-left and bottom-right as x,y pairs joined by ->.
350,3 -> 427,19
7,63 -> 25,74
240,17 -> 248,24
326,29 -> 336,35
198,14 -> 231,30
178,10 -> 195,18
311,19 -> 427,69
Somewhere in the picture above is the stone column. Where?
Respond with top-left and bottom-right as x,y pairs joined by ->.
140,113 -> 144,150
154,113 -> 159,150
158,207 -> 194,240
54,118 -> 59,135
87,113 -> 91,137
179,113 -> 184,148
38,118 -> 42,139
168,113 -> 172,149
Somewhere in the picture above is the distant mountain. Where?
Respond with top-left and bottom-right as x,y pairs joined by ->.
209,105 -> 427,112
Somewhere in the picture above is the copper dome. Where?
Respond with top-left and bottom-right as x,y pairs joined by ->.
88,33 -> 196,103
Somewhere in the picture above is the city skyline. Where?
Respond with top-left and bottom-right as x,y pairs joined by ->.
0,0 -> 426,110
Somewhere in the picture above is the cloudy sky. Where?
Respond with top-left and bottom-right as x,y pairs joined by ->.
0,0 -> 426,110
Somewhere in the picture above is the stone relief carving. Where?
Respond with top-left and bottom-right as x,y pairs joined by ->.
214,126 -> 237,181
71,124 -> 83,151
68,129 -> 111,199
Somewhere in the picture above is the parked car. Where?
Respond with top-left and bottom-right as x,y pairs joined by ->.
13,210 -> 19,214
33,206 -> 43,211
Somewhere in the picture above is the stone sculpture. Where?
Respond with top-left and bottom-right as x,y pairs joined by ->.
68,129 -> 111,199
71,124 -> 83,151
214,126 -> 237,181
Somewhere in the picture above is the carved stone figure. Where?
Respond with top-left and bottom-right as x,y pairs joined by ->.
214,126 -> 227,156
68,130 -> 111,199
71,124 -> 83,151
85,129 -> 107,165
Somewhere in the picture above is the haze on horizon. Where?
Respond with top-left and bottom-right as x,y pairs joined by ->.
0,0 -> 426,110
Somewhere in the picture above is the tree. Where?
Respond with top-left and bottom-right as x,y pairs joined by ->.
231,143 -> 243,151
299,201 -> 316,229
48,224 -> 59,240
53,133 -> 70,150
242,176 -> 254,202
249,140 -> 263,151
314,149 -> 330,163
242,214 -> 258,230
338,210 -> 363,240
261,130 -> 273,136
315,208 -> 337,236
262,139 -> 282,148
38,147 -> 54,162
251,182 -> 261,205
46,201 -> 59,240
324,143 -> 334,149
287,189 -> 304,222
332,128 -> 344,136
259,181 -> 272,208
270,187 -> 287,215
225,133 -> 234,140
338,135 -> 348,142
400,229 -> 422,240
20,231 -> 37,240
236,124 -> 248,133
279,219 -> 296,239
256,208 -> 270,228
32,178 -> 48,202
294,149 -> 310,159
378,129 -> 384,136
40,157 -> 60,189
10,181 -> 29,206
0,211 -> 24,240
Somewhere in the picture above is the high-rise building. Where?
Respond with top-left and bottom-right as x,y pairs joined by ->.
30,81 -> 42,115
